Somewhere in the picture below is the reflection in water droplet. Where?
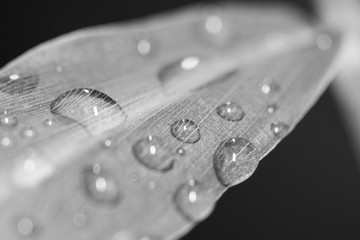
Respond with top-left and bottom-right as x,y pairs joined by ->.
0,73 -> 39,95
270,121 -> 289,137
83,164 -> 121,206
158,56 -> 200,83
174,181 -> 214,221
50,88 -> 127,134
170,119 -> 200,144
0,115 -> 18,127
17,217 -> 35,236
316,34 -> 333,50
267,104 -> 278,114
42,118 -> 55,127
176,147 -> 186,156
21,126 -> 36,138
261,77 -> 279,94
213,137 -> 257,186
133,135 -> 174,172
216,102 -> 245,122
1,134 -> 14,148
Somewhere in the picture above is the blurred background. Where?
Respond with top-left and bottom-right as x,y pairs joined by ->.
1,0 -> 360,239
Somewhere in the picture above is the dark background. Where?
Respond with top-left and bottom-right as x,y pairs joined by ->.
1,0 -> 360,239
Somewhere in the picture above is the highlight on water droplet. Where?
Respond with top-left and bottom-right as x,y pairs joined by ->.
216,102 -> 245,122
158,56 -> 200,83
0,114 -> 18,128
133,135 -> 175,172
316,34 -> 333,50
0,72 -> 39,95
213,137 -> 257,186
83,164 -> 121,206
261,77 -> 280,95
16,217 -> 36,236
270,121 -> 289,137
173,181 -> 215,221
50,88 -> 127,134
170,119 -> 200,144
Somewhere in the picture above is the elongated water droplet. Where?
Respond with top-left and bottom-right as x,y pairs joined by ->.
0,115 -> 18,127
270,121 -> 289,137
173,181 -> 215,221
133,135 -> 174,172
50,88 -> 127,134
158,56 -> 200,83
261,77 -> 280,94
216,102 -> 245,122
83,164 -> 121,206
16,217 -> 36,236
213,137 -> 257,186
0,73 -> 39,95
170,119 -> 200,144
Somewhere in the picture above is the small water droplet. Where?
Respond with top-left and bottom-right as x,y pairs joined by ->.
102,138 -> 113,148
42,118 -> 55,127
213,137 -> 257,186
55,65 -> 63,72
216,102 -> 245,122
72,212 -> 87,228
1,134 -> 15,148
267,104 -> 278,114
50,88 -> 127,134
137,39 -> 152,56
148,181 -> 156,189
261,77 -> 280,94
21,126 -> 37,138
83,164 -> 121,206
16,217 -> 36,236
316,34 -> 332,50
133,135 -> 174,172
170,119 -> 200,144
270,121 -> 289,137
0,72 -> 39,95
158,56 -> 200,83
173,181 -> 214,221
176,147 -> 186,156
0,115 -> 18,127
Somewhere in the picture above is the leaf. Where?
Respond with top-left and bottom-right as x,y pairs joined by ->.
0,3 -> 342,240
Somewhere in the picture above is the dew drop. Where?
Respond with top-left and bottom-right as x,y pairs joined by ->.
216,102 -> 245,122
83,164 -> 121,206
173,181 -> 215,221
0,115 -> 18,127
176,147 -> 186,156
213,137 -> 257,186
50,88 -> 127,134
270,121 -> 289,137
21,126 -> 37,138
267,104 -> 278,114
316,34 -> 333,50
16,217 -> 36,236
158,56 -> 200,83
261,77 -> 280,94
133,135 -> 174,172
170,119 -> 200,144
1,134 -> 15,148
0,73 -> 39,95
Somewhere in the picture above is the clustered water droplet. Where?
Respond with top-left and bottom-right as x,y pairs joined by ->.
133,135 -> 175,172
216,102 -> 245,122
0,72 -> 39,95
173,181 -> 215,221
213,137 -> 257,186
83,164 -> 121,206
170,119 -> 200,144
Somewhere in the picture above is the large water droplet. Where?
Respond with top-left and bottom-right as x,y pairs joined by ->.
173,181 -> 215,221
270,121 -> 289,138
0,73 -> 39,95
158,56 -> 200,83
16,217 -> 36,236
133,135 -> 174,172
216,102 -> 245,122
83,164 -> 121,206
50,88 -> 127,134
170,119 -> 200,144
0,115 -> 18,127
213,137 -> 257,186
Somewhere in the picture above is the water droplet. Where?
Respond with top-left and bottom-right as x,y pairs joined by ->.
0,72 -> 39,95
176,147 -> 186,156
133,135 -> 174,172
213,137 -> 257,186
216,102 -> 245,122
1,134 -> 15,148
316,34 -> 332,50
21,126 -> 37,138
261,77 -> 280,94
0,115 -> 18,127
102,138 -> 113,148
270,121 -> 289,137
42,118 -> 55,127
170,119 -> 200,144
173,181 -> 215,221
158,56 -> 200,83
50,88 -> 127,134
202,5 -> 223,35
267,104 -> 278,114
55,65 -> 63,72
83,164 -> 121,206
148,181 -> 156,189
137,39 -> 152,56
16,217 -> 36,236
72,212 -> 87,228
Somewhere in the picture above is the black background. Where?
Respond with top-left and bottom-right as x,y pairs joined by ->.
1,0 -> 360,239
